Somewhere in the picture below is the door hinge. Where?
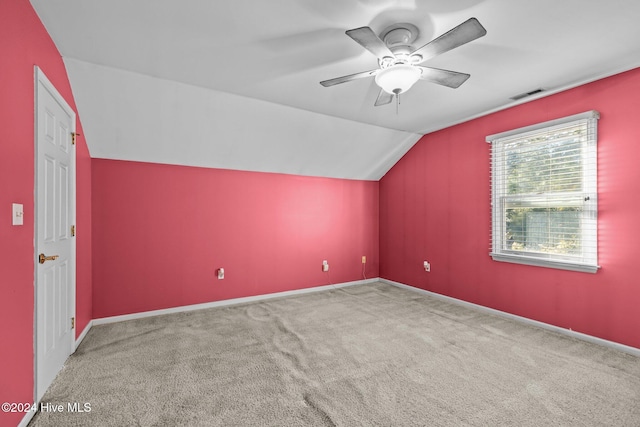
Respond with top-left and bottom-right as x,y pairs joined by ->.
71,317 -> 75,329
71,225 -> 75,237
71,132 -> 80,145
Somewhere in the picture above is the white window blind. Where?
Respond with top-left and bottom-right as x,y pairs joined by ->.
487,111 -> 599,273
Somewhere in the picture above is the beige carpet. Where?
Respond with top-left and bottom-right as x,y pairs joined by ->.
29,282 -> 640,426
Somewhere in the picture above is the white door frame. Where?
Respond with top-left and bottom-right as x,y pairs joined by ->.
34,66 -> 77,403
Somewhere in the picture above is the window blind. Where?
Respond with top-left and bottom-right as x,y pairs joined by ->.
487,111 -> 599,272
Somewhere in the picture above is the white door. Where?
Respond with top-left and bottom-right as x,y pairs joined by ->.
35,67 -> 76,402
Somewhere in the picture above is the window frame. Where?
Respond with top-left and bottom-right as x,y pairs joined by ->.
487,111 -> 600,273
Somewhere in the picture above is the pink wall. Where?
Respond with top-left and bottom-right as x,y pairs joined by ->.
380,67 -> 640,349
0,1 -> 92,425
2,5 -> 637,425
92,160 -> 379,318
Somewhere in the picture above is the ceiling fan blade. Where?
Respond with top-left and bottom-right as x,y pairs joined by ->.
320,69 -> 379,87
346,27 -> 395,60
410,18 -> 486,63
374,88 -> 394,106
418,67 -> 470,88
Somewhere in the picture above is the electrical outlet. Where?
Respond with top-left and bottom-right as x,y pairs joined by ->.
362,256 -> 366,264
322,260 -> 329,272
424,261 -> 430,272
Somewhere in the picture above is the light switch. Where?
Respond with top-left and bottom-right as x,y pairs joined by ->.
12,203 -> 23,226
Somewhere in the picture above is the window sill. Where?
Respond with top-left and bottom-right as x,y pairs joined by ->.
490,253 -> 599,274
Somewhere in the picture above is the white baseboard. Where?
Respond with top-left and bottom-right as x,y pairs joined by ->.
93,278 -> 379,326
75,319 -> 93,350
381,278 -> 640,358
18,410 -> 35,427
80,277 -> 640,357
20,320 -> 95,427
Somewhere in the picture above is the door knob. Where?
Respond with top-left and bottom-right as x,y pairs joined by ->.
38,253 -> 59,264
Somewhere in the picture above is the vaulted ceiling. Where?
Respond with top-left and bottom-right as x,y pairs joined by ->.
31,0 -> 640,180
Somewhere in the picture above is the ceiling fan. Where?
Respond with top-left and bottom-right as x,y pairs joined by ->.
320,18 -> 487,107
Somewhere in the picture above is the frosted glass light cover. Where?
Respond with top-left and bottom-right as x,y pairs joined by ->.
375,64 -> 421,94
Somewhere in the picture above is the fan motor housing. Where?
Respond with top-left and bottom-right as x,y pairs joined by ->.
379,23 -> 421,67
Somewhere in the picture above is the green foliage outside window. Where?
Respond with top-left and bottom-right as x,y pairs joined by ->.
503,127 -> 584,256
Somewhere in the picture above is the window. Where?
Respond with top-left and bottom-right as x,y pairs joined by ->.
487,111 -> 599,273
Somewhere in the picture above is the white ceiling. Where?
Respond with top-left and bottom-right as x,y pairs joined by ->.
31,0 -> 640,180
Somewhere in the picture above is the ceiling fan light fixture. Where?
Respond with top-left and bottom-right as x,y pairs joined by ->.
375,64 -> 421,95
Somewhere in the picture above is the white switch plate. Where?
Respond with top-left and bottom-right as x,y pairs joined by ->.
12,203 -> 23,226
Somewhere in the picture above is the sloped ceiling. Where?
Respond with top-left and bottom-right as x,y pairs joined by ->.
30,0 -> 640,180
